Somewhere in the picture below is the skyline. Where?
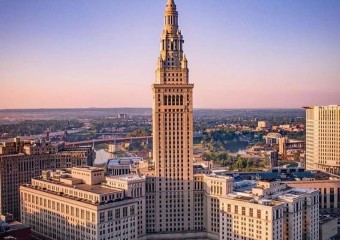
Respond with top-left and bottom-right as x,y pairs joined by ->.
1,0 -> 340,109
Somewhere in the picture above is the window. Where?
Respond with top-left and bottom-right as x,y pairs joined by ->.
115,209 -> 121,219
123,207 -> 128,217
100,212 -> 105,223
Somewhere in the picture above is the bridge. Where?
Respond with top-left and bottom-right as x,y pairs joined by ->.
65,136 -> 152,146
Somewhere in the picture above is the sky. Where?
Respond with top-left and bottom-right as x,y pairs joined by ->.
0,0 -> 340,109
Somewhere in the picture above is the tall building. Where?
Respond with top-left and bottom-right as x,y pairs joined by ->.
220,180 -> 319,240
0,137 -> 94,219
146,2 -> 236,239
304,105 -> 340,174
151,0 -> 194,234
20,167 -> 146,240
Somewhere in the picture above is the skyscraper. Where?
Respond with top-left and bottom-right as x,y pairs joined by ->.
151,0 -> 194,233
305,105 -> 340,174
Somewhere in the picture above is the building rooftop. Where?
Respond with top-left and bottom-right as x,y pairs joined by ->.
72,166 -> 103,172
256,172 -> 281,181
106,174 -> 144,182
33,177 -> 122,195
278,193 -> 302,201
291,172 -> 315,179
304,105 -> 340,109
226,193 -> 284,207
22,183 -> 126,206
290,188 -> 318,194
107,157 -> 143,167
320,214 -> 337,225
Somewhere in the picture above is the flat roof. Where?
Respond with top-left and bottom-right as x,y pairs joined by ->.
226,193 -> 284,207
72,166 -> 104,172
107,174 -> 144,182
22,184 -> 131,206
34,178 -> 122,195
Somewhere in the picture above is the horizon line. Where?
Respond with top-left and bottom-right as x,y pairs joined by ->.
0,107 -> 307,111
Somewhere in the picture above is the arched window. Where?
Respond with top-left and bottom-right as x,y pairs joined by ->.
176,95 -> 180,105
172,95 -> 176,105
180,95 -> 183,105
168,96 -> 172,105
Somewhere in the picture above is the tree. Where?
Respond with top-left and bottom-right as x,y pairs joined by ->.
246,159 -> 254,169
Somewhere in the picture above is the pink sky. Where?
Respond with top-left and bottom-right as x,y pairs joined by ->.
1,0 -> 339,109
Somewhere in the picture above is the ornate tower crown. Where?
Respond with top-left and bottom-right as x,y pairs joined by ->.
156,0 -> 188,84
164,0 -> 178,32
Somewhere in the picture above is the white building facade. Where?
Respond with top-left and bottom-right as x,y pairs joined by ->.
305,105 -> 340,174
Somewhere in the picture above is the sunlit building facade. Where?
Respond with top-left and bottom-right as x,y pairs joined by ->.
220,180 -> 319,240
145,1 -> 236,239
0,137 -> 93,219
150,0 -> 194,234
305,105 -> 340,174
20,167 -> 146,240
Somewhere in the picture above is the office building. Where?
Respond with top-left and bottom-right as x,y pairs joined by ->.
305,105 -> 340,174
0,137 -> 94,219
220,180 -> 319,240
20,167 -> 145,240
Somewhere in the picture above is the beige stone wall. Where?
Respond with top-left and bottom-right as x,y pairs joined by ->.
20,186 -> 144,240
150,0 -> 196,234
219,197 -> 284,240
0,149 -> 91,219
218,187 -> 319,240
20,168 -> 146,240
285,180 -> 340,210
305,105 -> 340,174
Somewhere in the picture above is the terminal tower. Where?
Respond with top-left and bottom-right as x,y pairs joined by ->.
151,0 -> 194,233
145,1 -> 233,239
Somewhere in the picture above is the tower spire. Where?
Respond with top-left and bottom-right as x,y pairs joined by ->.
167,0 -> 175,4
164,0 -> 178,32
157,0 -> 185,72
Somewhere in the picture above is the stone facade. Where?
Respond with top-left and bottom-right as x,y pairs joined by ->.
20,167 -> 146,240
0,138 -> 93,219
150,0 -> 194,234
220,180 -> 319,240
305,105 -> 340,174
